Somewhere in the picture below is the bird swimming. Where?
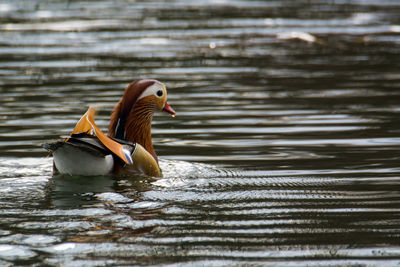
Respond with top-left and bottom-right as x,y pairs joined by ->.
44,79 -> 176,177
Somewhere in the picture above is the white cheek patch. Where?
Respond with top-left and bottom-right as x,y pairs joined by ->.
137,82 -> 166,101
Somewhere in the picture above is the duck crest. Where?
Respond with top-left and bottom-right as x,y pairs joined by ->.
109,79 -> 155,138
108,79 -> 158,160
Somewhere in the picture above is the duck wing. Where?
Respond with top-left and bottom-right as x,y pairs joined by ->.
66,107 -> 133,165
44,133 -> 114,157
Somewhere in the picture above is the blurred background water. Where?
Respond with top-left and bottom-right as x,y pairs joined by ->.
1,0 -> 400,265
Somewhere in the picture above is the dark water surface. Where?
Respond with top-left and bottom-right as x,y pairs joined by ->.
1,0 -> 400,265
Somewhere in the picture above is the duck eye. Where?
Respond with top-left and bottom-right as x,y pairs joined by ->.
156,90 -> 163,97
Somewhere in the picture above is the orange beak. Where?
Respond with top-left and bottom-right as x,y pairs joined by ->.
162,102 -> 176,117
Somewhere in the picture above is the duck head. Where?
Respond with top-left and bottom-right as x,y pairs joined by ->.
108,79 -> 175,162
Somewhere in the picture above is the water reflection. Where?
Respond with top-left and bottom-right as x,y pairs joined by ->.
49,174 -> 117,208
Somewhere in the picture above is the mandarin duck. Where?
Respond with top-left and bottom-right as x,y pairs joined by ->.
44,79 -> 175,177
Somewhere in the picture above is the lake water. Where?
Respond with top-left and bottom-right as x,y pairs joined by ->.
1,0 -> 400,266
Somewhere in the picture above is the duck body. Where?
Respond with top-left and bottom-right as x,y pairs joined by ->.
45,134 -> 115,176
44,79 -> 175,177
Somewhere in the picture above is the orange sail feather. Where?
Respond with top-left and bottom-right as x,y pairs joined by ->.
68,107 -> 133,165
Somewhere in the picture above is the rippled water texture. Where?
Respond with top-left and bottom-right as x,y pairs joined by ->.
1,0 -> 400,265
